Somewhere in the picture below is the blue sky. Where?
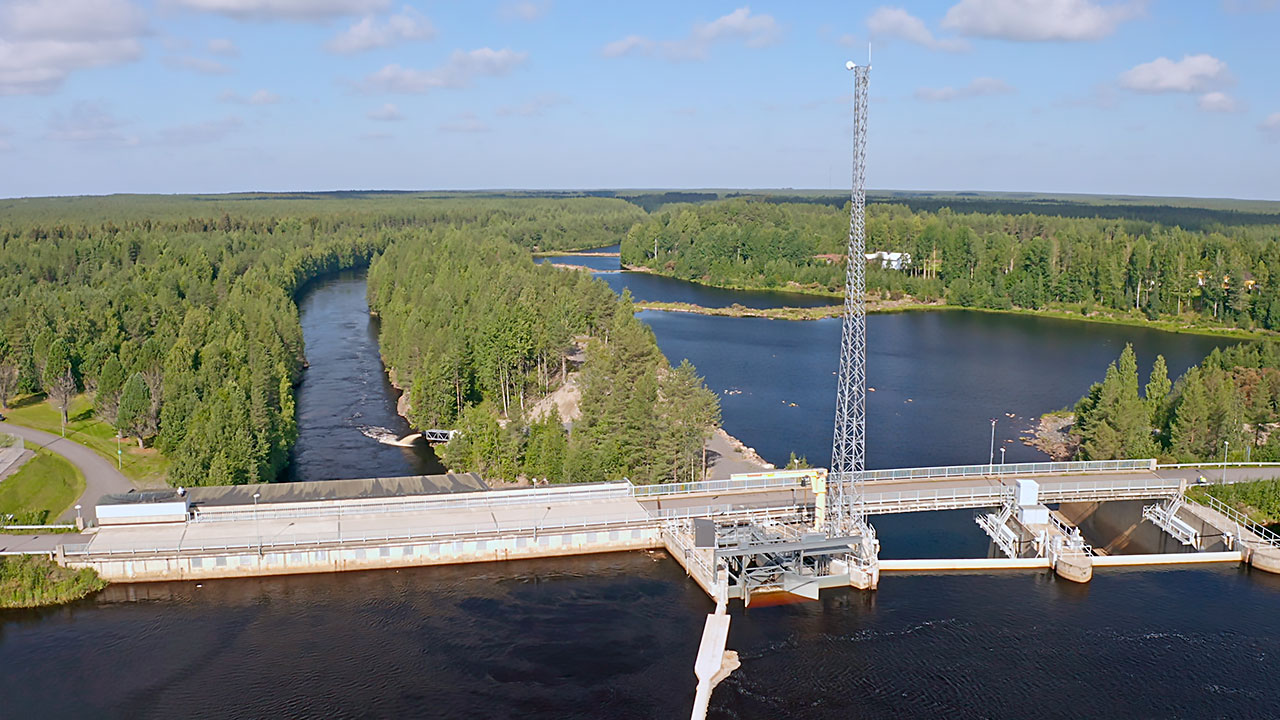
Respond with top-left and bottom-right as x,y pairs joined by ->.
1,0 -> 1277,199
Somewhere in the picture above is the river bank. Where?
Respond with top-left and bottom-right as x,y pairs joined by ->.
0,555 -> 104,608
620,264 -> 1270,338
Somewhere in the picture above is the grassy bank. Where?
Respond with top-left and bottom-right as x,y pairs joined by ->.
0,555 -> 105,609
635,301 -> 844,321
0,442 -> 85,523
3,394 -> 169,486
622,265 -> 1268,339
1190,479 -> 1280,525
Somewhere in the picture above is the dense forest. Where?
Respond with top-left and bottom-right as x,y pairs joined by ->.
0,194 -> 649,486
620,199 -> 1280,331
1074,341 -> 1280,463
368,230 -> 721,485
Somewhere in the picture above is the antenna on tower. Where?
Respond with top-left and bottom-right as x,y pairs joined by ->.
828,60 -> 878,579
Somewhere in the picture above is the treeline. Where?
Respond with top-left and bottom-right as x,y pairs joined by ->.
620,199 -> 1280,331
0,194 -> 646,486
368,230 -> 720,485
1075,342 -> 1280,463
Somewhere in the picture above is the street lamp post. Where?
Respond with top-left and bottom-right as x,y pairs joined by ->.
1000,446 -> 1006,465
989,418 -> 997,475
253,491 -> 262,556
1222,440 -> 1230,483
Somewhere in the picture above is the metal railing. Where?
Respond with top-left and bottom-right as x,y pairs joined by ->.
193,482 -> 634,523
858,476 -> 1180,515
1192,494 -> 1280,549
848,459 -> 1155,483
863,486 -> 1011,514
630,474 -> 809,498
1158,462 -> 1280,469
64,501 -> 810,560
1038,478 -> 1181,503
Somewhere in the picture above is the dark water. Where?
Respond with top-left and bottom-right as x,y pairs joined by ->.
5,265 -> 1277,719
643,309 -> 1227,469
284,270 -> 444,480
543,245 -> 838,309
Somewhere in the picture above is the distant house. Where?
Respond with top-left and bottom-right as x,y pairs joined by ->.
865,251 -> 912,271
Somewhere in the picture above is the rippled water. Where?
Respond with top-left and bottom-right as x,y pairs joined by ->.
284,270 -> 444,480
3,262 -> 1276,719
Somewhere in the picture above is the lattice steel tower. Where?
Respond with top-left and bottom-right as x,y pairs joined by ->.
829,60 -> 871,538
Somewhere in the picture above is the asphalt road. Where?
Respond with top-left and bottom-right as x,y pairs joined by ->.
0,422 -> 136,523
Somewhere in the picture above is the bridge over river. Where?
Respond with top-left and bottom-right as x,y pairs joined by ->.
15,457 -> 1278,720
42,458 -> 1280,584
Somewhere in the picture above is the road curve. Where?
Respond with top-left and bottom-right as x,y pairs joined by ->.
0,422 -> 137,522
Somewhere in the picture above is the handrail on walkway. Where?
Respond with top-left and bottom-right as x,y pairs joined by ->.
1192,494 -> 1280,549
1158,462 -> 1280,469
632,459 -> 1159,500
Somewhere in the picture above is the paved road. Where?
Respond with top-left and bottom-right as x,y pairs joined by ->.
0,532 -> 90,554
0,422 -> 136,523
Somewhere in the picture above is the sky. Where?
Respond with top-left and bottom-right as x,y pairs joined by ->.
0,0 -> 1277,200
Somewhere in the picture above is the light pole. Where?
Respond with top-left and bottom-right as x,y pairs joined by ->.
1222,440 -> 1229,483
253,491 -> 262,556
989,418 -> 997,475
1000,446 -> 1006,465
115,433 -> 121,470
75,504 -> 82,530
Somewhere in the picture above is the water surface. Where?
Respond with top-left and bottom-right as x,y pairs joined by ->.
2,264 -> 1270,720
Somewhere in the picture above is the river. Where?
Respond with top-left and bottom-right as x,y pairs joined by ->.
3,259 -> 1279,719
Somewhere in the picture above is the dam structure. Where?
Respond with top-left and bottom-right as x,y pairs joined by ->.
56,459 -> 1280,587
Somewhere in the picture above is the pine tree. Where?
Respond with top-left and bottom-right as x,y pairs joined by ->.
95,356 -> 126,426
1080,345 -> 1154,460
1171,368 -> 1212,461
1145,354 -> 1172,443
116,372 -> 154,448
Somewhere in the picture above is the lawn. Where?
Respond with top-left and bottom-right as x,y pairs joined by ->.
4,393 -> 169,487
0,442 -> 85,522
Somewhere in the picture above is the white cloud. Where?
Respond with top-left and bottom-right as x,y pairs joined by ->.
602,6 -> 780,61
0,0 -> 146,95
360,47 -> 527,93
170,0 -> 389,20
1197,91 -> 1240,113
1119,54 -> 1229,93
219,88 -> 280,104
207,38 -> 239,56
868,7 -> 968,52
601,35 -> 653,58
366,102 -> 402,121
438,112 -> 489,133
45,100 -> 138,145
327,6 -> 435,54
1261,112 -> 1280,137
942,0 -> 1144,42
915,76 -> 1014,101
165,55 -> 233,74
496,93 -> 567,117
158,115 -> 243,144
498,1 -> 550,22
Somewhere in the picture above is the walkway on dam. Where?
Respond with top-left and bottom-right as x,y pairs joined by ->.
62,460 -> 1280,564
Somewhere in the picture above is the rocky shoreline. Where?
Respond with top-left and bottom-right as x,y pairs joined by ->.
1021,413 -> 1078,461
